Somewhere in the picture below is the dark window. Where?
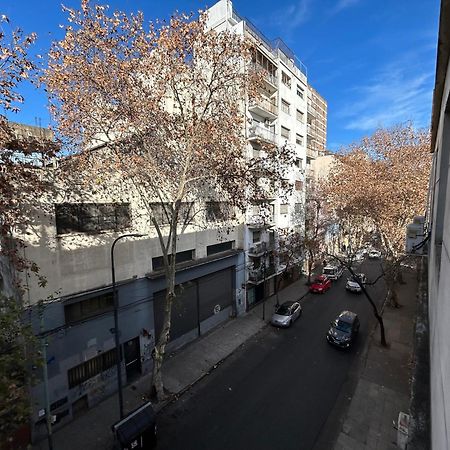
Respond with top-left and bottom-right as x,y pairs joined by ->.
253,231 -> 261,243
206,202 -> 234,222
152,249 -> 195,271
207,241 -> 234,256
149,202 -> 194,226
68,348 -> 119,389
55,203 -> 131,235
295,180 -> 303,191
50,397 -> 68,411
64,292 -> 114,324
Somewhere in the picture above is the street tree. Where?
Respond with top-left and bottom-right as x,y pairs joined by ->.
274,228 -> 304,305
0,15 -> 57,443
44,1 -> 294,401
323,123 -> 430,310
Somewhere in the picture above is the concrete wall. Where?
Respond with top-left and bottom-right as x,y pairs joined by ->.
428,2 -> 450,447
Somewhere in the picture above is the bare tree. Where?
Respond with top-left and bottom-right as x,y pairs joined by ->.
43,2 -> 294,401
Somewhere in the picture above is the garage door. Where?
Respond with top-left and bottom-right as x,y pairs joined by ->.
153,267 -> 234,342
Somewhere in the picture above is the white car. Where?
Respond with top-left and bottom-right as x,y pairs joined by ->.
368,250 -> 382,259
322,265 -> 344,280
346,273 -> 367,293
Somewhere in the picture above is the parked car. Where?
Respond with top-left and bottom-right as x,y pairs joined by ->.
322,265 -> 344,280
345,273 -> 367,293
271,301 -> 302,327
368,249 -> 382,259
309,275 -> 332,293
326,311 -> 360,349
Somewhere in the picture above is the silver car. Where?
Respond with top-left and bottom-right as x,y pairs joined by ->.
271,301 -> 302,328
345,273 -> 367,293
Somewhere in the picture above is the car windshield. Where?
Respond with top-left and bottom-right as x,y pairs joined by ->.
276,305 -> 291,316
333,320 -> 352,333
314,278 -> 325,285
323,268 -> 335,275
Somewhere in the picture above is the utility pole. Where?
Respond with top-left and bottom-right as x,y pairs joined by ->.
262,250 -> 267,321
111,233 -> 144,419
38,302 -> 54,450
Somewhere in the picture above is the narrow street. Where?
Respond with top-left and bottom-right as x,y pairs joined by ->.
155,260 -> 387,450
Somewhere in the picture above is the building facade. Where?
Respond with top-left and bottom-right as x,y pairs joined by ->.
428,1 -> 450,448
206,0 -> 327,307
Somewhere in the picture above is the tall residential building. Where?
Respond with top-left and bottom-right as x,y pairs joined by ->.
206,0 -> 327,306
306,85 -> 328,183
427,0 -> 450,448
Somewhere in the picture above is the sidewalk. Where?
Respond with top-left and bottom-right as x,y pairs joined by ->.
333,268 -> 418,450
33,275 -> 311,450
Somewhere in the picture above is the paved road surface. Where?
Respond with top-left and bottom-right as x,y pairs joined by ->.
155,260 -> 386,450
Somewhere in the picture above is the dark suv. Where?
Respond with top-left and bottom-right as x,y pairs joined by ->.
326,311 -> 360,349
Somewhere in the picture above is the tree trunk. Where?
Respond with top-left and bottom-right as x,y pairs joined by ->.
151,205 -> 180,402
346,263 -> 388,347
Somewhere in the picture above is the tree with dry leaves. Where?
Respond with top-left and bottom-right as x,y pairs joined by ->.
44,1 -> 294,401
323,124 -> 431,345
0,15 -> 58,445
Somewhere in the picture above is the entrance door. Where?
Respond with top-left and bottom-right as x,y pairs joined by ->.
124,337 -> 141,383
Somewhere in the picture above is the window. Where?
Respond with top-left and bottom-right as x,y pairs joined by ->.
280,204 -> 289,214
55,203 -> 131,235
281,72 -> 291,88
297,86 -> 304,99
295,180 -> 303,191
64,292 -> 114,324
296,109 -> 304,123
149,202 -> 194,226
253,230 -> 261,243
306,157 -> 313,165
294,158 -> 303,168
68,348 -> 119,389
206,202 -> 234,222
207,241 -> 234,256
281,126 -> 290,139
296,134 -> 304,146
152,249 -> 195,271
281,99 -> 290,114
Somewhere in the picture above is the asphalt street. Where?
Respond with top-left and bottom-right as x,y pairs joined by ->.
155,259 -> 387,450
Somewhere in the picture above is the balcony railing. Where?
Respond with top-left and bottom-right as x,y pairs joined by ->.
248,264 -> 276,282
248,123 -> 278,144
249,97 -> 278,116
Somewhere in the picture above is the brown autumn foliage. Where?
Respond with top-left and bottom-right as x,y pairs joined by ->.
44,1 -> 294,401
323,123 -> 431,298
0,15 -> 57,442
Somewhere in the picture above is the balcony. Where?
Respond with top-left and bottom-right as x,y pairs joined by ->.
249,97 -> 278,119
248,264 -> 276,283
248,123 -> 278,144
248,241 -> 274,256
247,215 -> 275,229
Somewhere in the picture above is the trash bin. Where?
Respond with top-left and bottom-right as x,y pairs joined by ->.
112,401 -> 157,449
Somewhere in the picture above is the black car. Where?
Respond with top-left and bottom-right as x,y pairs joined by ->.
326,311 -> 360,349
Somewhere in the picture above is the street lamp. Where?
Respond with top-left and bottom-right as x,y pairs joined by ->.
111,233 -> 144,419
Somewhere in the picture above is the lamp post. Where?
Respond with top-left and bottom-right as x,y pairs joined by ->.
111,233 -> 144,419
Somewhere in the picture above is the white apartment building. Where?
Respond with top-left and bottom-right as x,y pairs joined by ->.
206,0 -> 327,306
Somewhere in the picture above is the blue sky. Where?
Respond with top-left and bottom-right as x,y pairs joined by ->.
2,0 -> 440,150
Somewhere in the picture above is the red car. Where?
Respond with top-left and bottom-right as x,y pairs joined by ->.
309,275 -> 331,294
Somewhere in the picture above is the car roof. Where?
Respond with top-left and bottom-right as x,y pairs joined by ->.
337,310 -> 358,322
323,265 -> 338,270
280,301 -> 295,307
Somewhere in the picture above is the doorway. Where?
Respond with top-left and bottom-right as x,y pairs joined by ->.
124,337 -> 141,383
